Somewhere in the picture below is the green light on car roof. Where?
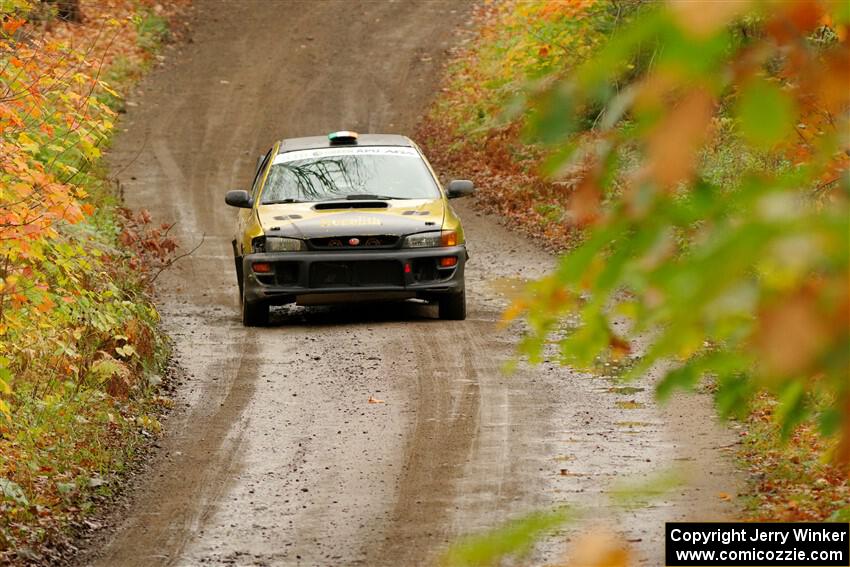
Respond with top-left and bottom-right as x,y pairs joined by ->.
328,130 -> 358,145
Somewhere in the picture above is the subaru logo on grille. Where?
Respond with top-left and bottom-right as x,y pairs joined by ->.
348,238 -> 360,246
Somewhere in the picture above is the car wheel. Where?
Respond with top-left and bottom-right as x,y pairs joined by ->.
242,297 -> 269,327
438,288 -> 466,320
235,256 -> 244,303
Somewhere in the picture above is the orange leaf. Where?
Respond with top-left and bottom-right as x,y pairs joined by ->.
670,0 -> 749,38
570,174 -> 602,226
609,335 -> 631,360
563,530 -> 631,567
500,298 -> 528,325
37,297 -> 55,313
646,88 -> 715,190
753,292 -> 829,380
2,19 -> 25,36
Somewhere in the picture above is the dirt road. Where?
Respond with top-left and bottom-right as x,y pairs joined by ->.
83,1 -> 743,565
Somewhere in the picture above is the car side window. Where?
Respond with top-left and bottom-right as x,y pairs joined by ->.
250,148 -> 272,201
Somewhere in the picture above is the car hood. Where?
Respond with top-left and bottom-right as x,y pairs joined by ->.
256,198 -> 445,239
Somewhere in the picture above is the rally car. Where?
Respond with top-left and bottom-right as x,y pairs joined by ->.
225,131 -> 474,326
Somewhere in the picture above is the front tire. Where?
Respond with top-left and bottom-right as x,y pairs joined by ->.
235,256 -> 244,303
242,297 -> 269,327
438,288 -> 466,320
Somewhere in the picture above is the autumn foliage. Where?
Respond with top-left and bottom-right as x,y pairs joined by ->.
514,0 -> 848,455
0,0 -> 184,559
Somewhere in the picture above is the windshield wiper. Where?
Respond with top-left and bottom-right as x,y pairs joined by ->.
264,198 -> 304,204
344,194 -> 407,200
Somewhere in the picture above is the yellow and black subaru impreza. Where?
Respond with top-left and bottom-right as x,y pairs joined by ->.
225,131 -> 473,326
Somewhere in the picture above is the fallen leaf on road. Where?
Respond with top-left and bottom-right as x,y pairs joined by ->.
368,396 -> 385,404
561,529 -> 631,567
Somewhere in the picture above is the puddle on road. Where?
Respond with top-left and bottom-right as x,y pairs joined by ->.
616,421 -> 655,428
488,276 -> 530,302
616,400 -> 646,410
594,357 -> 638,379
606,386 -> 645,396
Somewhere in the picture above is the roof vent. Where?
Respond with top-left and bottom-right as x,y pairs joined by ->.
328,130 -> 359,145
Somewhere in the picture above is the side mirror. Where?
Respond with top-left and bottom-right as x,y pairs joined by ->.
225,189 -> 253,208
446,179 -> 474,199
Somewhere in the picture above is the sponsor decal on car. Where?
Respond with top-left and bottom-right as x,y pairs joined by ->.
273,146 -> 420,164
319,216 -> 382,227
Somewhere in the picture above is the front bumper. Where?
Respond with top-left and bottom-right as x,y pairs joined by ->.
242,245 -> 467,305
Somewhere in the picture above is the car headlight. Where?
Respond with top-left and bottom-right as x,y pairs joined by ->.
253,236 -> 305,253
402,230 -> 458,248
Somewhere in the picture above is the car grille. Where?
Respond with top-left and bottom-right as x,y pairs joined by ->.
308,235 -> 399,250
309,260 -> 403,288
275,262 -> 299,285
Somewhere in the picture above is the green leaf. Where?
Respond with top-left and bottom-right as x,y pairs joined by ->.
17,132 -> 40,154
79,138 -> 102,160
714,372 -> 755,419
656,362 -> 700,401
656,23 -> 731,81
776,380 -> 808,439
818,407 -> 842,438
0,366 -> 11,395
735,79 -> 795,149
115,344 -> 137,358
609,469 -> 683,508
440,508 -> 573,567
0,478 -> 28,507
656,351 -> 748,401
574,7 -> 667,93
526,83 -> 577,145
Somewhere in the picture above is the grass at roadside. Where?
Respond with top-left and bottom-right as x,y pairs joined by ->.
418,0 -> 849,522
0,0 -> 188,561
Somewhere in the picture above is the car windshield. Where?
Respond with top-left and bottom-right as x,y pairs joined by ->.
261,146 -> 440,203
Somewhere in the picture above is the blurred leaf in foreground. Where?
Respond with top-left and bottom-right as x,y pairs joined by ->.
440,508 -> 573,567
507,0 -> 849,463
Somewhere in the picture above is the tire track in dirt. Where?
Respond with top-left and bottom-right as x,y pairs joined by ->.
376,324 -> 482,566
91,325 -> 259,566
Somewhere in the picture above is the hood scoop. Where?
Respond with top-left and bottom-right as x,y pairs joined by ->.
313,201 -> 389,210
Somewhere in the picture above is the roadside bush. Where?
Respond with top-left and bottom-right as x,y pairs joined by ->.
0,0 -> 185,559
